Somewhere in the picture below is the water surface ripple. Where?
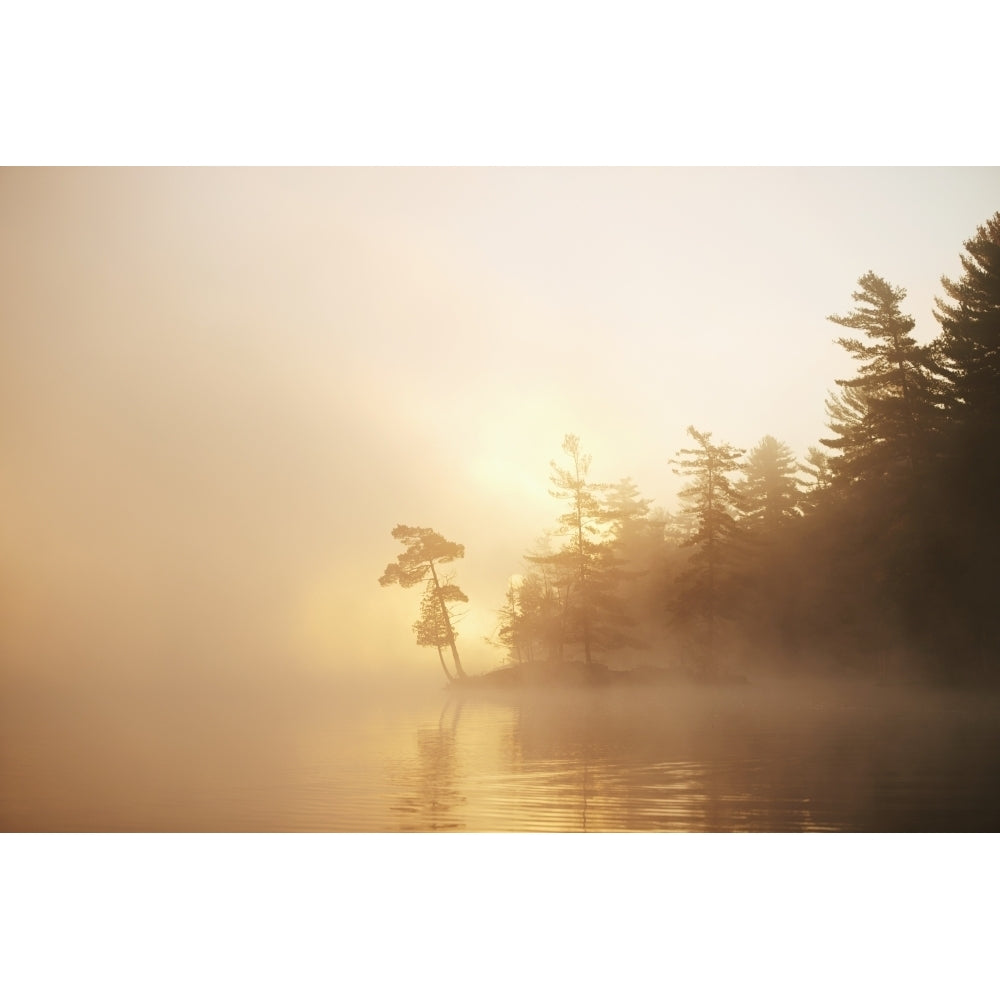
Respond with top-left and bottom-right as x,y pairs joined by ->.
3,679 -> 999,831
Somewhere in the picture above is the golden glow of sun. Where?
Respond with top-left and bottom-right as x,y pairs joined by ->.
470,453 -> 547,502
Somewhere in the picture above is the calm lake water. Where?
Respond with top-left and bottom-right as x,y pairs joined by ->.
3,676 -> 1000,831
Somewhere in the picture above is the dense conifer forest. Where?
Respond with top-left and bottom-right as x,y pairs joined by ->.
385,211 -> 1000,685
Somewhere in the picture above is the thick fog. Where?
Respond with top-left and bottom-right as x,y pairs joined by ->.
2,168 -> 998,692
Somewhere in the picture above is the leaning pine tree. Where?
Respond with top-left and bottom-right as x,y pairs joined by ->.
379,525 -> 469,681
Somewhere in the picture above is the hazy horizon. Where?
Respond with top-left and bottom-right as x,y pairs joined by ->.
3,167 -> 998,687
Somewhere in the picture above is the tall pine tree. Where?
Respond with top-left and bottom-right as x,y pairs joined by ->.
670,426 -> 745,675
825,271 -> 944,485
926,211 -> 1000,676
529,435 -> 634,664
935,211 -> 1000,423
741,435 -> 803,534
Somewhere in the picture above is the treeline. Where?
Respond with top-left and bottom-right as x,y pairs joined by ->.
381,211 -> 1000,684
491,211 -> 1000,683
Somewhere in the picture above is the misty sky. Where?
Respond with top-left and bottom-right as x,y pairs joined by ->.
2,168 -> 998,683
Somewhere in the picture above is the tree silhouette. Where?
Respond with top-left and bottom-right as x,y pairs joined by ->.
741,435 -> 803,534
529,435 -> 634,664
825,271 -> 944,483
670,426 -> 745,675
515,537 -> 569,662
379,525 -> 468,680
935,211 -> 1000,421
927,211 -> 1000,675
413,577 -> 468,681
798,445 -> 833,511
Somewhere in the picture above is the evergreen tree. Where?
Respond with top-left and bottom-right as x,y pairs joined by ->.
820,383 -> 880,487
670,426 -> 745,674
517,569 -> 564,662
493,579 -> 523,664
518,536 -> 570,662
413,578 -> 468,681
934,211 -> 1000,422
604,477 -> 654,547
493,565 -> 569,665
798,446 -> 833,511
530,434 -> 633,664
379,525 -> 469,679
926,211 -> 1000,675
602,477 -> 658,655
825,271 -> 944,483
741,435 -> 803,533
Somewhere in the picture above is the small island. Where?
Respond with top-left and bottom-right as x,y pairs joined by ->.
377,432 -> 811,690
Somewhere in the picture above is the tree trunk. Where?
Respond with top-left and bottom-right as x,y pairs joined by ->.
575,492 -> 592,664
429,560 -> 467,679
436,645 -> 454,683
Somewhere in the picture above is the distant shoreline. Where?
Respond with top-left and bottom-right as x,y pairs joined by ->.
450,660 -> 749,690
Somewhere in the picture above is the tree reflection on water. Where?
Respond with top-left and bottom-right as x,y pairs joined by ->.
388,699 -> 467,831
386,682 -> 1000,833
